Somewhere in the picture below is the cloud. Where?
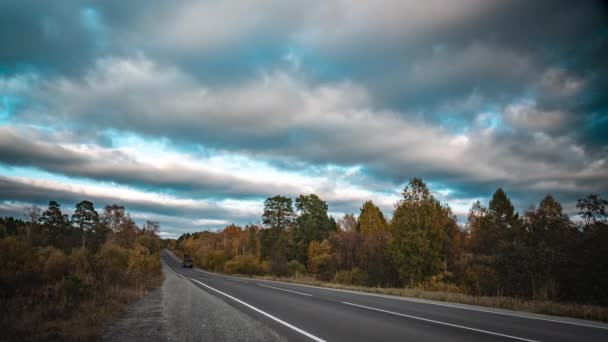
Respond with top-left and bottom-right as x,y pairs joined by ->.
503,102 -> 571,132
0,126 -> 301,199
6,54 -> 607,202
0,174 -> 261,222
1,1 -> 607,233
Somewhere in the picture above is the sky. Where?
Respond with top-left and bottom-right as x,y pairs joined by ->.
1,1 -> 607,238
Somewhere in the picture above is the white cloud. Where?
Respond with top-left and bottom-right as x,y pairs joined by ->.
503,101 -> 570,131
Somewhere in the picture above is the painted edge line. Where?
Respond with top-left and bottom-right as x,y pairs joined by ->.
257,283 -> 313,297
164,253 -> 608,331
249,277 -> 608,330
162,258 -> 325,342
189,278 -> 325,342
342,301 -> 539,342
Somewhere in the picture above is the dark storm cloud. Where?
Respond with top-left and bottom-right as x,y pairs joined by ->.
0,175 -> 257,222
0,126 -> 300,199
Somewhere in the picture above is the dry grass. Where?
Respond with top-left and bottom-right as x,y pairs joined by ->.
0,276 -> 164,341
237,274 -> 608,323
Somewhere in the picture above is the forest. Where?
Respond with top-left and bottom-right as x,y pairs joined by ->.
173,178 -> 608,307
0,201 -> 163,341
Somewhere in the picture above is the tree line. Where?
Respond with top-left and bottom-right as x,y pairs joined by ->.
174,178 -> 608,305
0,200 -> 163,340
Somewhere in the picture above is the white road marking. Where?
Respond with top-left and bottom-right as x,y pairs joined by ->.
189,278 -> 326,342
233,279 -> 249,284
381,295 -> 608,331
342,301 -> 539,342
162,260 -> 185,279
164,254 -> 608,331
249,277 -> 608,330
257,283 -> 313,297
162,258 -> 325,341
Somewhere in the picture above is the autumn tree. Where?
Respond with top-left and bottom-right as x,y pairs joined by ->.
307,240 -> 335,281
358,201 -> 388,233
357,201 -> 393,285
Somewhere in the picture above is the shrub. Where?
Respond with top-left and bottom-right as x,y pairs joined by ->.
334,267 -> 369,286
201,251 -> 229,272
260,260 -> 270,274
63,274 -> 90,309
224,255 -> 263,275
69,248 -> 92,284
135,234 -> 161,254
287,260 -> 306,277
269,256 -> 289,277
43,247 -> 69,281
127,244 -> 161,284
418,274 -> 463,293
96,242 -> 129,284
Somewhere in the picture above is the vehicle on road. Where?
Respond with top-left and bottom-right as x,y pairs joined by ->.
182,254 -> 193,268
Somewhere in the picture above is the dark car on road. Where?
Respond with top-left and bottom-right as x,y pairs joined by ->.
182,254 -> 193,268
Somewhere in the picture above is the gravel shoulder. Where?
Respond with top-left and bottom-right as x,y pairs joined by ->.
103,263 -> 286,342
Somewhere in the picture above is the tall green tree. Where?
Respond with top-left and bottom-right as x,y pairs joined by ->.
525,195 -> 576,299
293,194 -> 334,263
72,200 -> 100,248
390,178 -> 451,286
486,188 -> 526,296
262,195 -> 295,231
260,195 -> 295,264
488,188 -> 521,247
40,201 -> 70,247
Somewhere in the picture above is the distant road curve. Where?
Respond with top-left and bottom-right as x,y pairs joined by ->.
161,250 -> 608,342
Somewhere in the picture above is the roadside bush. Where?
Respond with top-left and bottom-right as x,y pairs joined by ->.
127,244 -> 161,284
334,267 -> 368,286
96,242 -> 129,284
287,260 -> 306,277
260,260 -> 270,274
69,248 -> 92,283
269,256 -> 289,277
201,251 -> 229,272
224,255 -> 263,275
63,274 -> 90,310
0,237 -> 42,296
135,233 -> 161,254
461,264 -> 500,296
43,247 -> 69,281
418,273 -> 463,293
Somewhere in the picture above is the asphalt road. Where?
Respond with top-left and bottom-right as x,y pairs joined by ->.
161,250 -> 608,342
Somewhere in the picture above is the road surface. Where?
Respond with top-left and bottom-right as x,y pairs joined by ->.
160,250 -> 608,342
